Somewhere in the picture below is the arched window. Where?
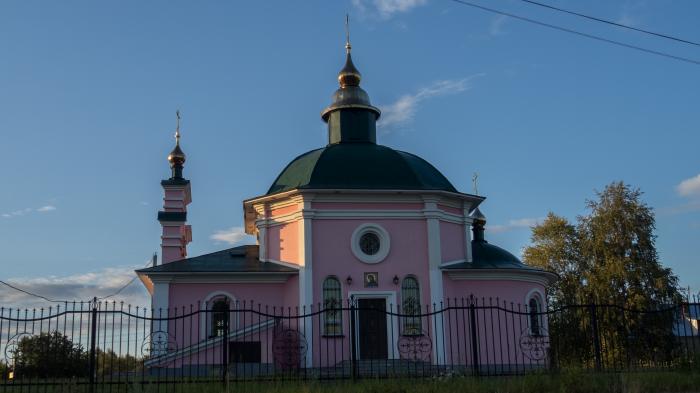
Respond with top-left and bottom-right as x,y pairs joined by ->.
528,297 -> 542,336
401,276 -> 421,335
323,277 -> 342,335
210,297 -> 230,338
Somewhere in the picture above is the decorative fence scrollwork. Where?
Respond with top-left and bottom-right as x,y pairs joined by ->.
397,331 -> 432,362
272,329 -> 307,370
519,327 -> 550,361
141,330 -> 177,359
3,332 -> 31,362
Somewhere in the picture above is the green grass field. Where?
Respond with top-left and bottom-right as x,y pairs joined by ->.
3,371 -> 700,393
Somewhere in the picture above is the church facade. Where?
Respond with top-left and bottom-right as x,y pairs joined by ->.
136,39 -> 556,370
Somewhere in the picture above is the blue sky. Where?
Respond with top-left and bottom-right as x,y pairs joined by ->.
1,0 -> 699,307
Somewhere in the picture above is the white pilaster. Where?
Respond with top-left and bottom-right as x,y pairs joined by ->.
424,199 -> 446,364
298,198 -> 314,368
463,212 -> 474,263
151,279 -> 170,356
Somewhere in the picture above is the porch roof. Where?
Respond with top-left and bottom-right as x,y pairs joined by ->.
136,245 -> 298,274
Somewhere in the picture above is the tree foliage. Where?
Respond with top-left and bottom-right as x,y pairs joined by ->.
523,182 -> 681,367
8,331 -> 141,379
524,181 -> 680,308
11,331 -> 89,379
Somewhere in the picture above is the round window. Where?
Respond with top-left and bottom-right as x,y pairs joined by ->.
351,224 -> 390,264
359,232 -> 380,255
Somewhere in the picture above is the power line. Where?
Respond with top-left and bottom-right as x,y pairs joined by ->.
1,254 -> 155,304
519,0 -> 700,47
0,280 -> 72,304
97,255 -> 155,301
447,0 -> 700,66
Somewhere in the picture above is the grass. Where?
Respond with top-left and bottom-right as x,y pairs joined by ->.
3,371 -> 700,393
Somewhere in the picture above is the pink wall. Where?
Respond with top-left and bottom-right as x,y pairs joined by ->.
269,203 -> 299,217
311,219 -> 431,307
441,276 -> 548,367
440,221 -> 465,263
267,221 -> 300,264
311,202 -> 424,210
438,204 -> 462,216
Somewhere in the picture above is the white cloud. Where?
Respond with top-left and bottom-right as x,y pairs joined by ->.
352,0 -> 428,19
210,226 -> 255,245
616,13 -> 637,27
378,74 -> 485,130
0,264 -> 150,309
2,205 -> 57,218
490,217 -> 544,234
677,174 -> 700,198
490,15 -> 509,36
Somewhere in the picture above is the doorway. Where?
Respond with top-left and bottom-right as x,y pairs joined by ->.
357,298 -> 388,359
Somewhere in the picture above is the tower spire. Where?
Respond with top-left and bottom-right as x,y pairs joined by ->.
321,15 -> 381,144
167,110 -> 186,179
345,14 -> 351,54
175,109 -> 181,144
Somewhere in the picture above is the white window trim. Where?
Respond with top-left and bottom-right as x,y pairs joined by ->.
525,288 -> 546,335
200,291 -> 239,340
350,223 -> 391,264
322,276 -> 344,336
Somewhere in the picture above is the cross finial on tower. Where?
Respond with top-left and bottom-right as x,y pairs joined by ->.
472,172 -> 479,195
175,110 -> 181,144
345,14 -> 351,54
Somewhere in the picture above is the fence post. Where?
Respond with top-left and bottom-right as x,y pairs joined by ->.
469,298 -> 480,376
349,302 -> 358,380
88,297 -> 98,392
222,307 -> 230,387
589,303 -> 602,371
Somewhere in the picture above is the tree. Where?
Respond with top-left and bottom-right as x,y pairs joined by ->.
11,332 -> 89,379
524,181 -> 679,308
523,212 -> 582,308
524,182 -> 681,367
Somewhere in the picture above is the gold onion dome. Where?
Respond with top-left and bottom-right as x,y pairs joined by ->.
338,44 -> 361,87
168,139 -> 186,167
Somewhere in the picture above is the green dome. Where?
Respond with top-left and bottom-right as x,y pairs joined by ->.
470,241 -> 527,269
267,143 -> 457,195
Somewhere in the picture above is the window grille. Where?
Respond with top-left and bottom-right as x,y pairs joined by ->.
323,277 -> 342,335
529,297 -> 541,336
401,276 -> 421,335
210,297 -> 230,338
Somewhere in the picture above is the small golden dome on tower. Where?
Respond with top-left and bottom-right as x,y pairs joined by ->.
338,51 -> 361,88
168,110 -> 186,169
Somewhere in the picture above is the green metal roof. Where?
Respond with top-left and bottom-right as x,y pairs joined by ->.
267,143 -> 457,195
442,240 -> 541,271
136,245 -> 298,274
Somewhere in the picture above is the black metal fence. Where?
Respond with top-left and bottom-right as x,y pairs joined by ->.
1,296 -> 698,391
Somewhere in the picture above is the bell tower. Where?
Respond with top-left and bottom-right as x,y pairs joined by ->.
158,111 -> 192,264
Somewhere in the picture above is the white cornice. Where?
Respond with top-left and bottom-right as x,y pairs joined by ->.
440,259 -> 468,267
263,259 -> 301,270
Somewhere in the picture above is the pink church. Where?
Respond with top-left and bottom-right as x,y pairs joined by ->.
136,39 -> 556,373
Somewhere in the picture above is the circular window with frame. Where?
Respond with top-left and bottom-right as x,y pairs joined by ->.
351,224 -> 390,264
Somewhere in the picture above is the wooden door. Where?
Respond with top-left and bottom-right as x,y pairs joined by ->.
357,298 -> 388,359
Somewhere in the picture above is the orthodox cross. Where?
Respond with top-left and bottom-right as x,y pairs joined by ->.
345,14 -> 351,53
175,110 -> 181,142
472,172 -> 479,195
